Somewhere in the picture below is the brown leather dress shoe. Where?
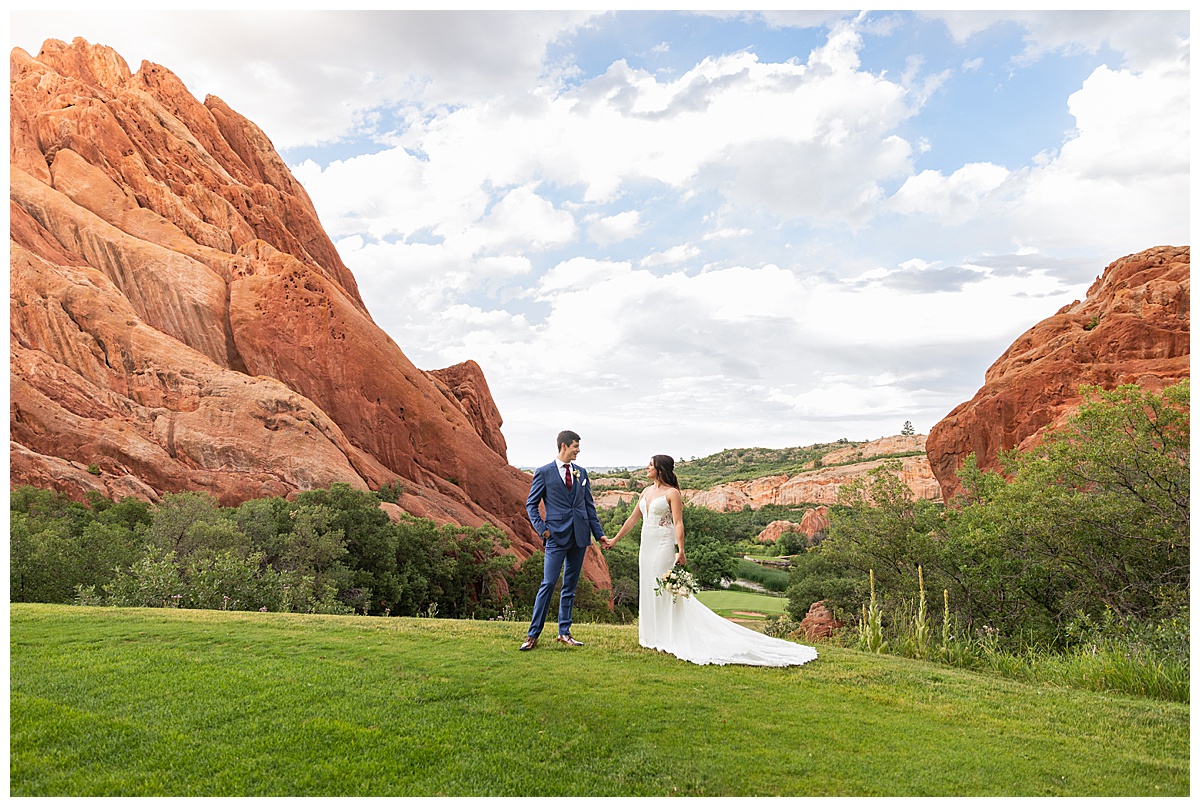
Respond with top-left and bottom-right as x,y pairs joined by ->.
556,634 -> 583,647
519,636 -> 538,651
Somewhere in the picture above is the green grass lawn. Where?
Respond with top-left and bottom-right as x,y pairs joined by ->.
695,589 -> 787,619
10,604 -> 1189,797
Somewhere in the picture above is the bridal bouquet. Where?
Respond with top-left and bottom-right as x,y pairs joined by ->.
654,565 -> 697,602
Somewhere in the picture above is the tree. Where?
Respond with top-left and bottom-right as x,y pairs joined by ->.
10,486 -> 145,604
820,461 -> 941,599
147,492 -> 240,559
784,548 -> 864,621
424,522 -> 514,618
945,382 -> 1189,627
901,421 -> 915,436
686,531 -> 739,588
294,483 -> 400,614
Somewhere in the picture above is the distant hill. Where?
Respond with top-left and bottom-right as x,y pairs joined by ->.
674,442 -> 864,488
595,442 -> 859,488
592,435 -> 939,511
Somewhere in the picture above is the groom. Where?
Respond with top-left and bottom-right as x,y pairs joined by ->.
519,430 -> 607,651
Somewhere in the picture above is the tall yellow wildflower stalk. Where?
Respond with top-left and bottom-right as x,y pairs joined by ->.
913,566 -> 930,659
863,569 -> 888,653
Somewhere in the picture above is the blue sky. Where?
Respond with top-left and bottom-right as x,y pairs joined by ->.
11,9 -> 1191,467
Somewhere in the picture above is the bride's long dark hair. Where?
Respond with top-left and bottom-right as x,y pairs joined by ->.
651,454 -> 680,489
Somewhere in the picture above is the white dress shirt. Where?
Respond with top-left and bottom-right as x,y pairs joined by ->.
556,458 -> 573,484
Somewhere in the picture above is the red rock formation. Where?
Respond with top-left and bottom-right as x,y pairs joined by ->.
427,360 -> 509,461
927,246 -> 1190,501
756,520 -> 803,544
9,37 -> 611,593
798,505 -> 830,539
684,436 -> 940,512
793,600 -> 843,641
755,506 -> 829,546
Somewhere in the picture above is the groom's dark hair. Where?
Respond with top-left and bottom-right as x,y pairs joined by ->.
556,430 -> 581,450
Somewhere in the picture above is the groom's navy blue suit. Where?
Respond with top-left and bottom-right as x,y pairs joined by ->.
525,461 -> 605,640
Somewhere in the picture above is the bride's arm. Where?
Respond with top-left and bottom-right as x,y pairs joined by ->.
669,488 -> 686,566
604,491 -> 644,548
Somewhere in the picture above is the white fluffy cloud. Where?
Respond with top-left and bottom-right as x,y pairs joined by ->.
587,210 -> 642,246
467,185 -> 578,254
883,54 -> 1188,257
889,163 -> 1010,223
10,10 -> 1189,464
12,10 -> 598,149
928,10 -> 1188,71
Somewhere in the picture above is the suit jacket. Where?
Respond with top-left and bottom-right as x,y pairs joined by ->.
526,461 -> 605,549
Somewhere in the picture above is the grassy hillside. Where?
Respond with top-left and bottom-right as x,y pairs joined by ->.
672,443 -> 854,488
10,605 -> 1188,797
595,440 -> 928,490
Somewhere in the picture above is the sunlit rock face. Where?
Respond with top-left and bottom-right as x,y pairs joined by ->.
927,245 -> 1190,501
10,37 -> 611,591
680,436 -> 940,512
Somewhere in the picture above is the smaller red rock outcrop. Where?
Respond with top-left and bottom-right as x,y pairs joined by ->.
427,360 -> 509,461
755,506 -> 830,546
793,600 -> 844,641
798,506 -> 830,539
756,520 -> 803,544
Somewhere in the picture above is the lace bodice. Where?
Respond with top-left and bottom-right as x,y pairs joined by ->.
641,494 -> 673,529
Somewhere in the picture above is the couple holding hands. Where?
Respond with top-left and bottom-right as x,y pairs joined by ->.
520,430 -> 816,667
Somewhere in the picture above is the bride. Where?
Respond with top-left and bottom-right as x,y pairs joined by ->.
601,455 -> 818,667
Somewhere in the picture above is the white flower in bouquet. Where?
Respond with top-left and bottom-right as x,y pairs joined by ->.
654,564 -> 697,602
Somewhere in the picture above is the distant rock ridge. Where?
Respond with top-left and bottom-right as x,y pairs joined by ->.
927,245 -> 1190,501
592,435 -> 939,511
9,37 -> 611,593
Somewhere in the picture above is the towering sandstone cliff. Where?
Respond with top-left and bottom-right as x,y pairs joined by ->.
926,246 -> 1189,501
9,38 -> 610,591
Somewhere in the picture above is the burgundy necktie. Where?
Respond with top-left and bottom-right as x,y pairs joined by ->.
565,463 -> 573,490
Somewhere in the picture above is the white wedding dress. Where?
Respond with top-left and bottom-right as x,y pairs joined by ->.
637,494 -> 818,666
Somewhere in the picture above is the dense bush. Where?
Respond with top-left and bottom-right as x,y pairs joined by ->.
788,382 -> 1189,698
784,550 -> 863,621
506,549 -> 631,625
11,488 -> 151,604
11,482 -> 517,619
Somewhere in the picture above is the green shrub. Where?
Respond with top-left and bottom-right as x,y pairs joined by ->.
13,481 -> 519,620
10,487 -> 147,604
762,613 -> 800,638
784,548 -> 863,622
104,546 -> 186,608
